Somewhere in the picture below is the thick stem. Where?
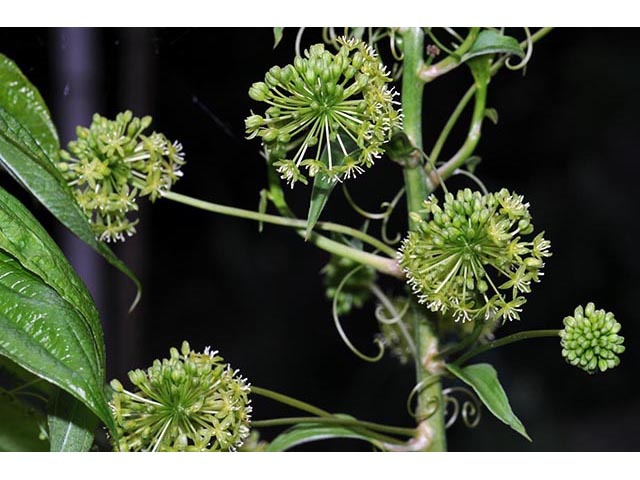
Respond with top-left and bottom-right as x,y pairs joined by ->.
400,27 -> 447,452
162,190 -> 402,277
400,29 -> 429,229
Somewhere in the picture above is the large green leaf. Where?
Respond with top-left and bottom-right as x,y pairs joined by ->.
305,138 -> 355,239
0,185 -> 103,368
0,108 -> 140,308
462,29 -> 525,63
447,363 -> 531,441
0,391 -> 48,451
267,420 -> 383,452
0,53 -> 59,160
0,250 -> 114,432
48,388 -> 98,452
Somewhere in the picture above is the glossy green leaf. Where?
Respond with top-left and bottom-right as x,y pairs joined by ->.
305,138 -> 355,239
0,250 -> 115,432
0,106 -> 141,308
463,29 -> 525,63
267,420 -> 382,452
0,185 -> 104,368
0,53 -> 59,160
273,28 -> 284,48
48,388 -> 98,452
447,363 -> 531,441
0,392 -> 48,451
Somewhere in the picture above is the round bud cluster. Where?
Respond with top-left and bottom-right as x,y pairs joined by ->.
58,111 -> 185,242
109,341 -> 251,452
322,254 -> 376,315
399,188 -> 551,323
560,303 -> 625,374
245,37 -> 402,187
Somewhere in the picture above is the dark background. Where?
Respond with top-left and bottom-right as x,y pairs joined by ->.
0,28 -> 638,451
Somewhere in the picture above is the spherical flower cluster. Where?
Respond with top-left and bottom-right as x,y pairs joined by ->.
109,341 -> 251,452
245,37 -> 402,187
399,189 -> 551,323
57,111 -> 185,242
560,303 -> 625,374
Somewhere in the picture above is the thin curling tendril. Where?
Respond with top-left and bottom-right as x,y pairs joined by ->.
506,27 -> 533,71
332,264 -> 385,362
442,386 -> 481,429
371,287 -> 417,362
451,167 -> 489,195
381,187 -> 406,245
342,183 -> 388,220
406,376 -> 442,422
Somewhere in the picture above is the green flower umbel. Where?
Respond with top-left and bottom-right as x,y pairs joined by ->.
246,37 -> 402,187
560,303 -> 625,374
109,341 -> 251,452
399,189 -> 551,323
58,111 -> 185,242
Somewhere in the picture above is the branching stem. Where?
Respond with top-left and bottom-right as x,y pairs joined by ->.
162,190 -> 401,277
455,329 -> 561,365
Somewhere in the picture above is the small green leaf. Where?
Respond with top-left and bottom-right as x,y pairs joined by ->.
267,418 -> 382,452
305,138 -> 355,239
0,391 -> 48,451
447,363 -> 531,441
383,130 -> 415,164
0,250 -> 115,433
48,388 -> 98,452
273,27 -> 284,48
484,107 -> 499,125
463,29 -> 525,63
466,155 -> 482,174
349,27 -> 366,40
0,107 -> 141,309
0,53 -> 59,160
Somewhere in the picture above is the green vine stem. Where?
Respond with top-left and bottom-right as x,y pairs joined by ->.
455,329 -> 561,366
400,27 -> 447,452
162,190 -> 401,277
425,27 -> 553,191
426,68 -> 488,191
419,28 -> 480,83
250,386 -> 412,446
252,416 -> 416,439
427,84 -> 477,167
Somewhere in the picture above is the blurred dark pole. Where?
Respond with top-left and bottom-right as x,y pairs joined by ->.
50,28 -> 107,330
109,27 -> 154,377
